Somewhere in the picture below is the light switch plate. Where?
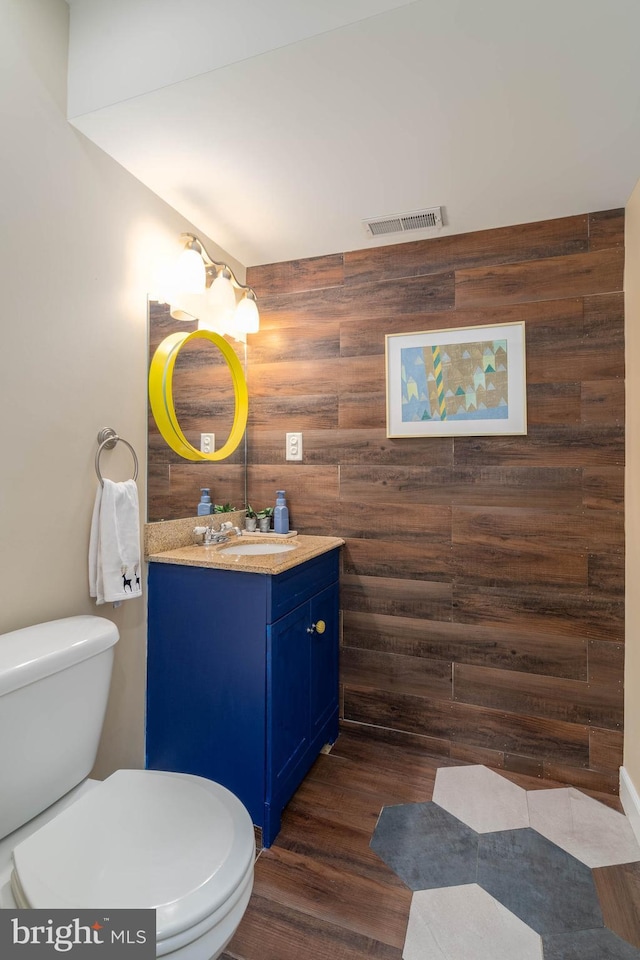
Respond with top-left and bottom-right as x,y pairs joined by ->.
200,433 -> 215,454
286,432 -> 303,461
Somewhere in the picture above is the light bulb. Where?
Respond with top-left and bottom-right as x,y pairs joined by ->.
208,272 -> 237,325
173,246 -> 206,294
235,294 -> 260,334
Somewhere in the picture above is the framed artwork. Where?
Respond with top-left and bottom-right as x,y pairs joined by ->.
385,321 -> 527,437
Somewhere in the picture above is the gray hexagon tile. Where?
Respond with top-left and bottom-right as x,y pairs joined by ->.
370,802 -> 479,891
528,788 -> 640,868
403,884 -> 543,960
477,828 -> 603,935
433,764 -> 530,833
542,928 -> 640,959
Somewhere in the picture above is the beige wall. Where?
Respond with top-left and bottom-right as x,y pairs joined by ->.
0,0 -> 233,777
625,179 -> 640,794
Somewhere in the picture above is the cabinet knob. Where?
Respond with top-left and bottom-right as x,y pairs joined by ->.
307,619 -> 326,635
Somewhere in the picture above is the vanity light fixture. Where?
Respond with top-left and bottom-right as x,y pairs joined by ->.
173,237 -> 207,293
165,233 -> 259,341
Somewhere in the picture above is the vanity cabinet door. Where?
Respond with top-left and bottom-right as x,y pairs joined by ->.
265,580 -> 339,845
309,582 -> 339,738
267,602 -> 311,796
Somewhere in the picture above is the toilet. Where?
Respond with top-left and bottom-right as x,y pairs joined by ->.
0,615 -> 255,960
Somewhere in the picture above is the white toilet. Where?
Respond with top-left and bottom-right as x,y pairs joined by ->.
0,615 -> 255,960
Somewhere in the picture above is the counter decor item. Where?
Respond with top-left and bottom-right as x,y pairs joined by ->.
274,491 -> 289,534
245,505 -> 258,532
197,488 -> 213,515
256,507 -> 274,532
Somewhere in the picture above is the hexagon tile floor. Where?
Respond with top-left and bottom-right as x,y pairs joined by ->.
370,765 -> 640,960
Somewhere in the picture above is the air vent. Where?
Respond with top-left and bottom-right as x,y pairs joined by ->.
363,206 -> 444,237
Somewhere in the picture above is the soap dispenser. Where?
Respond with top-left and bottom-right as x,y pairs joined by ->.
197,488 -> 213,515
274,490 -> 289,534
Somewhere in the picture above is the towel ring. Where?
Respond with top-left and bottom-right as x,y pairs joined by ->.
95,427 -> 139,487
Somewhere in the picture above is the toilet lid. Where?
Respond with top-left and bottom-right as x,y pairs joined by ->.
11,769 -> 255,941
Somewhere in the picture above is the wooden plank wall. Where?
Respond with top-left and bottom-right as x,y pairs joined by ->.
245,210 -> 625,793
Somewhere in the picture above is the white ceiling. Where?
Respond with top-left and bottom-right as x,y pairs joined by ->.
66,0 -> 640,268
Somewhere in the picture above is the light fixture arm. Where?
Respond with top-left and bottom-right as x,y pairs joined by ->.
180,233 -> 257,302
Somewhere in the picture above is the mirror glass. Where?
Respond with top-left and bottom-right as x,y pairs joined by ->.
147,300 -> 247,521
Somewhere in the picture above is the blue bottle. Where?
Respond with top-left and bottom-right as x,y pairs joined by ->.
197,488 -> 213,515
274,490 -> 289,534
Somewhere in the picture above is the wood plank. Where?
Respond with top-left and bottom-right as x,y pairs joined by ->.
248,357 -> 341,397
527,382 -> 581,425
343,687 -> 590,766
582,293 -> 625,377
503,754 -> 544,780
589,208 -> 625,252
252,846 -> 411,950
342,610 -> 588,680
344,215 -> 589,285
340,573 -> 452,622
588,640 -> 625,683
581,379 -> 625,425
343,272 -> 455,317
254,284 -> 346,330
246,464 -> 339,507
452,425 -> 624,468
340,464 -> 585,507
247,394 -> 338,429
455,248 -> 624,308
342,538 -> 454,580
330,722 -> 451,779
588,550 -> 624,597
343,647 -> 453,701
228,894 -> 403,960
341,297 -> 583,359
307,747 -> 446,803
453,584 -> 623,643
582,467 -> 624,511
336,500 -> 452,540
274,808 -> 408,890
453,662 -> 623,729
452,506 -> 589,588
450,741 -> 505,767
247,253 -> 344,295
590,727 -> 624,773
541,761 -> 620,798
592,863 -> 640,950
339,391 -> 387,429
247,321 -> 340,363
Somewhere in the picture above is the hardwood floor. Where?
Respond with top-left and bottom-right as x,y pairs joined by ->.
223,722 -> 631,960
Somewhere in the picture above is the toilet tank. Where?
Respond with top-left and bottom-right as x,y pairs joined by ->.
0,615 -> 119,839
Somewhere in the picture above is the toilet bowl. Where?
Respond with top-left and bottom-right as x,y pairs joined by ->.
9,770 -> 255,960
0,616 -> 256,960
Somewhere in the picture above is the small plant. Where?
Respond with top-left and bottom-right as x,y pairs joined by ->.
246,504 -> 257,519
256,506 -> 274,520
214,502 -> 236,513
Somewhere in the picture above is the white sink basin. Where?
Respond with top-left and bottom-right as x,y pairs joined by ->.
219,542 -> 297,556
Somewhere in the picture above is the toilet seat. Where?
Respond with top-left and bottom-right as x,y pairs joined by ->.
11,769 -> 255,945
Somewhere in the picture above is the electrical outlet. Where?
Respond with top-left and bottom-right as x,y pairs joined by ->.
286,432 -> 303,461
200,433 -> 215,454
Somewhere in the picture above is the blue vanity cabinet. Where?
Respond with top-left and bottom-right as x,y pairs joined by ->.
146,548 -> 340,847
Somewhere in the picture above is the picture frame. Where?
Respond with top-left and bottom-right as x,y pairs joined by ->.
385,320 -> 527,438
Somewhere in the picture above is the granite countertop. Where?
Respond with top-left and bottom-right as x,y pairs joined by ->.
146,534 -> 345,575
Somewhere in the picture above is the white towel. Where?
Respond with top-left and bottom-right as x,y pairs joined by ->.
89,479 -> 142,605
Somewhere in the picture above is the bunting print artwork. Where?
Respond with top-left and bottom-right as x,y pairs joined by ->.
386,322 -> 527,438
